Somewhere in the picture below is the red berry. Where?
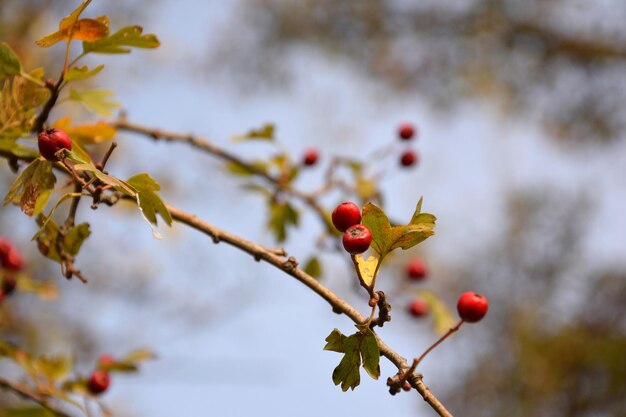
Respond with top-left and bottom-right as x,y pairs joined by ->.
408,298 -> 428,317
0,238 -> 10,257
38,128 -> 72,162
406,259 -> 428,281
1,248 -> 24,271
402,381 -> 412,391
331,202 -> 362,232
2,275 -> 17,296
400,150 -> 418,167
87,370 -> 111,395
342,224 -> 372,255
302,148 -> 319,166
398,123 -> 416,140
97,354 -> 115,369
456,291 -> 489,323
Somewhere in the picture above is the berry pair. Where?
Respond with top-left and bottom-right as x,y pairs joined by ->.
408,292 -> 489,322
87,354 -> 115,395
331,202 -> 372,255
397,122 -> 418,167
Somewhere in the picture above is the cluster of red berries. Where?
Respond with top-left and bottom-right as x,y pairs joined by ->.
37,128 -> 72,162
405,258 -> 429,317
87,354 -> 114,395
397,122 -> 419,168
0,237 -> 24,302
331,202 -> 372,255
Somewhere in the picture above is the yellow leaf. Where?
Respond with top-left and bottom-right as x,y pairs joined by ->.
59,0 -> 92,30
53,118 -> 116,144
35,29 -> 67,47
354,253 -> 379,287
70,18 -> 109,42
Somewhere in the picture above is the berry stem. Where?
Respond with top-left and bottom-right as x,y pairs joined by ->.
400,320 -> 464,381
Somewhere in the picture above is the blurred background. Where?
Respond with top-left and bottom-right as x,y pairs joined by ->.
1,0 -> 625,416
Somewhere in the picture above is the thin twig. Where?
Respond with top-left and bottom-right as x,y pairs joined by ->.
113,120 -> 337,234
0,377 -> 75,417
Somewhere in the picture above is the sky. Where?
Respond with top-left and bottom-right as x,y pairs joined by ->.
4,1 -> 626,416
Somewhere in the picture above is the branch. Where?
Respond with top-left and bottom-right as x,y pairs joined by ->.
0,377 -> 75,417
0,150 -> 453,416
113,119 -> 336,234
165,204 -> 454,416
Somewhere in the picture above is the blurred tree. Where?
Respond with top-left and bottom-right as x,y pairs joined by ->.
441,190 -> 626,416
210,0 -> 626,143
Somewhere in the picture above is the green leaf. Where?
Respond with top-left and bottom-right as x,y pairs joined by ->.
323,329 -> 347,353
303,256 -> 322,279
417,290 -> 455,335
331,334 -> 361,391
233,123 -> 275,141
361,203 -> 392,256
325,328 -> 380,391
33,355 -> 73,382
64,64 -> 104,81
0,42 -> 22,79
1,407 -> 56,417
64,223 -> 91,256
121,348 -> 156,363
68,88 -> 120,117
0,131 -> 40,159
225,160 -> 268,176
359,329 -> 380,380
3,159 -> 56,216
267,200 -> 299,242
361,201 -> 436,259
127,173 -> 172,226
82,25 -> 160,54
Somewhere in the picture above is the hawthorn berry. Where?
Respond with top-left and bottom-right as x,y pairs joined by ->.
302,148 -> 319,166
342,224 -> 372,255
1,247 -> 24,271
406,258 -> 428,281
331,202 -> 362,232
97,354 -> 116,369
398,123 -> 416,140
456,291 -> 489,323
87,370 -> 111,395
400,149 -> 418,167
408,298 -> 428,317
37,128 -> 72,162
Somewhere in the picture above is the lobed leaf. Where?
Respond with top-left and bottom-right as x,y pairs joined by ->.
82,25 -> 160,54
68,88 -> 120,117
361,201 -> 436,259
3,159 -> 56,216
64,64 -> 104,81
331,335 -> 361,391
127,173 -> 172,227
0,42 -> 22,79
324,328 -> 381,391
233,123 -> 275,141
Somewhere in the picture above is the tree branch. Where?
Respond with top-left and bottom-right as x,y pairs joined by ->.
0,377 -> 75,417
113,119 -> 336,234
165,204 -> 454,416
